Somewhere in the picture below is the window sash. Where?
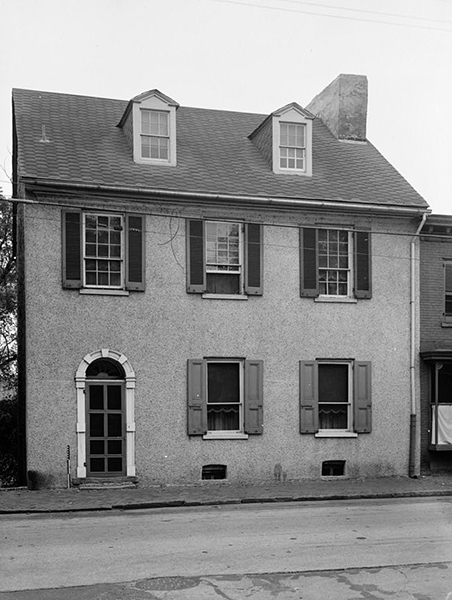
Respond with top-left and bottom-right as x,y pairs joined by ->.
205,221 -> 242,275
206,361 -> 243,433
140,110 -> 170,160
318,362 -> 352,431
318,229 -> 352,297
279,122 -> 306,170
83,214 -> 124,289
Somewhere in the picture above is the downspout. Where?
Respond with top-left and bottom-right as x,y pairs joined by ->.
409,211 -> 429,477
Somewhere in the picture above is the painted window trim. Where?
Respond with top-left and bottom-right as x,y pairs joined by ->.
132,101 -> 177,166
272,114 -> 313,176
75,349 -> 136,479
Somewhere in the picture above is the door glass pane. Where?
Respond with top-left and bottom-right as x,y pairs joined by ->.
90,413 -> 104,437
108,414 -> 122,437
108,386 -> 122,410
90,458 -> 105,472
108,440 -> 122,454
90,440 -> 104,455
89,385 -> 104,410
108,457 -> 123,472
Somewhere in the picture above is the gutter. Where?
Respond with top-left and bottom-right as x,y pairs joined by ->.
18,178 -> 428,217
409,210 -> 430,478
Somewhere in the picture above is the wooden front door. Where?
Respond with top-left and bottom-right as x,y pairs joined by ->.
86,382 -> 125,476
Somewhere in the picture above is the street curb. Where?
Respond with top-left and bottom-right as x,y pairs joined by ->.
1,489 -> 452,515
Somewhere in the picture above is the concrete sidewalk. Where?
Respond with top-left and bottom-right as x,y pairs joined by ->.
1,474 -> 452,515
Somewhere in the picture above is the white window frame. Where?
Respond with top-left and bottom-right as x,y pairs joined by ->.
279,122 -> 306,171
132,93 -> 177,166
317,361 -> 353,434
140,109 -> 170,162
82,213 -> 124,290
205,220 -> 244,295
205,360 -> 244,435
272,107 -> 313,176
318,229 -> 353,299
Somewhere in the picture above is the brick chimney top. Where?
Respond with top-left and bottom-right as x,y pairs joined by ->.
306,74 -> 368,142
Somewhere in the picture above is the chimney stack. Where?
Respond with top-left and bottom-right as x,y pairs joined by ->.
306,74 -> 368,142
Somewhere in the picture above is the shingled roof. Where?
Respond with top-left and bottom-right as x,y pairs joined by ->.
12,88 -> 428,209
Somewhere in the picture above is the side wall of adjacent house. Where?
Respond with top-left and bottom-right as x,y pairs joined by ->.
420,228 -> 452,472
23,199 -> 420,487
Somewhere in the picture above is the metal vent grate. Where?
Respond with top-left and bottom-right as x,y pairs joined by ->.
202,464 -> 227,480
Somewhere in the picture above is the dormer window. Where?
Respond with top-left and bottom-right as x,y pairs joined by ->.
118,89 -> 178,167
279,122 -> 306,171
141,110 -> 170,160
270,103 -> 313,177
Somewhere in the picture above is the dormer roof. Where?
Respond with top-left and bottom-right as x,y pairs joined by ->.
117,89 -> 179,128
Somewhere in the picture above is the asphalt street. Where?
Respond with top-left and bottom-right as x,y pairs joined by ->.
1,497 -> 451,599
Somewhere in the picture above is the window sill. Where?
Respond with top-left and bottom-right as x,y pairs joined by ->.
79,289 -> 130,296
441,319 -> 452,328
315,296 -> 357,304
203,433 -> 249,440
315,431 -> 358,438
202,294 -> 248,301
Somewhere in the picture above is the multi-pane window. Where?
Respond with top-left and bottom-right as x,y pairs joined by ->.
141,109 -> 169,160
205,221 -> 242,294
207,362 -> 242,432
84,214 -> 123,288
318,363 -> 351,430
446,263 -> 452,316
318,229 -> 351,296
280,122 -> 306,170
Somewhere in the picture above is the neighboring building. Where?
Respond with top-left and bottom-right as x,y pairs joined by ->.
420,215 -> 452,472
12,74 -> 430,488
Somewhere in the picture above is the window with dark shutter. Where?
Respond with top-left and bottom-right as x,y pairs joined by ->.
187,220 -> 206,293
245,224 -> 263,295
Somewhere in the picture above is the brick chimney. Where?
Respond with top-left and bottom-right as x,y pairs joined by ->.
306,74 -> 368,142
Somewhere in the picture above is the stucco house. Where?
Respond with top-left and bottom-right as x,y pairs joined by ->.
12,74 -> 430,488
420,215 -> 452,472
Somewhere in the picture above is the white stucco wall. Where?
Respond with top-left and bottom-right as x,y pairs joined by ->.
22,200 -> 418,487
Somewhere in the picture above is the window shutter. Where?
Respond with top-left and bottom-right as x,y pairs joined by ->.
354,361 -> 372,433
186,220 -> 206,293
125,214 -> 145,291
187,359 -> 207,435
244,223 -> 263,295
299,361 -> 319,433
354,231 -> 372,299
244,360 -> 263,434
62,209 -> 82,288
300,228 -> 318,297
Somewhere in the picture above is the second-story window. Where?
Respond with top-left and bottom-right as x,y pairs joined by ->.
206,221 -> 242,294
84,214 -> 123,288
141,110 -> 169,161
318,229 -> 352,297
446,263 -> 452,316
279,122 -> 306,171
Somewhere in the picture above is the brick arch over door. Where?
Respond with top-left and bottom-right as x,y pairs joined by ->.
75,349 -> 136,479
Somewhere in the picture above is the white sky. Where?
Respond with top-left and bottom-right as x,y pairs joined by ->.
1,0 -> 451,213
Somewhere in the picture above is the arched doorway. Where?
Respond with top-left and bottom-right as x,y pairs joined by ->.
75,349 -> 136,479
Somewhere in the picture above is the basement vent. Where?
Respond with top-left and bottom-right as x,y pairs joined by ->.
202,464 -> 227,480
322,460 -> 346,477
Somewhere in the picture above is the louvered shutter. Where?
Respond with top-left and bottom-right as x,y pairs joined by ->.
299,361 -> 319,433
354,231 -> 372,299
187,359 -> 207,435
125,214 -> 145,291
62,209 -> 82,288
186,220 -> 206,293
244,223 -> 263,295
244,360 -> 263,434
300,228 -> 319,297
354,361 -> 372,433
